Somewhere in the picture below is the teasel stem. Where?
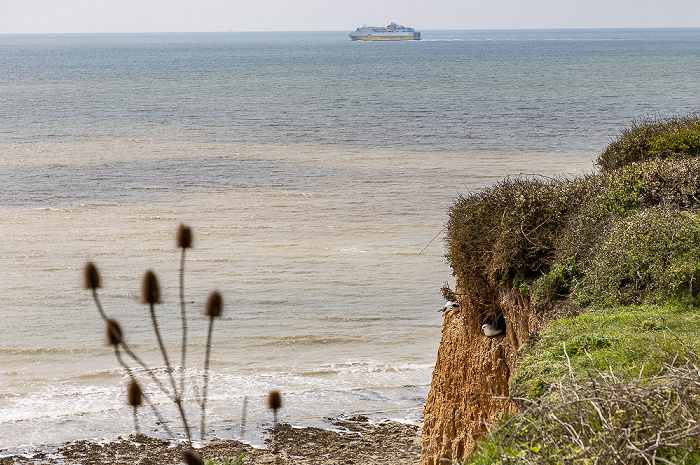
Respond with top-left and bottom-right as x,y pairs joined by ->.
132,406 -> 139,435
147,301 -> 193,444
178,231 -> 190,399
149,301 -> 180,391
179,247 -> 187,396
268,390 -> 282,429
240,396 -> 248,440
201,291 -> 222,444
92,288 -> 109,322
128,381 -> 142,435
267,390 -> 282,453
111,337 -> 175,440
142,271 -> 179,395
142,271 -> 193,445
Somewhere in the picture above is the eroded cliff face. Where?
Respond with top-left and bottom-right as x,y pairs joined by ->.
421,283 -> 542,464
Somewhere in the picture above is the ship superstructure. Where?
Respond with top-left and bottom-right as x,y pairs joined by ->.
349,22 -> 421,41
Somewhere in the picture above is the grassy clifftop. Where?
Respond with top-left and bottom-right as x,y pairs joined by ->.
449,115 -> 700,464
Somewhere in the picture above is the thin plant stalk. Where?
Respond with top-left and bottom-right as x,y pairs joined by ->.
148,302 -> 193,445
148,302 -> 179,396
201,291 -> 222,444
113,344 -> 176,440
241,396 -> 248,440
132,406 -> 139,435
267,390 -> 282,453
201,315 -> 215,443
92,288 -> 108,322
177,224 -> 193,399
127,381 -> 142,435
179,246 -> 188,398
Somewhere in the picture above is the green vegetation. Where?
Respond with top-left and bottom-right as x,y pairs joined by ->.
448,115 -> 700,464
466,302 -> 700,464
468,358 -> 700,464
597,114 -> 700,171
510,302 -> 700,399
447,116 -> 700,309
204,455 -> 245,465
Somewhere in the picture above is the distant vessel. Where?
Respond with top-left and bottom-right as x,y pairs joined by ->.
349,22 -> 421,41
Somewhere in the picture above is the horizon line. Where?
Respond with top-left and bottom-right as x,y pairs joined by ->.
2,26 -> 700,36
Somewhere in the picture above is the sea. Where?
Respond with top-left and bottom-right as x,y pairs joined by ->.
1,28 -> 699,455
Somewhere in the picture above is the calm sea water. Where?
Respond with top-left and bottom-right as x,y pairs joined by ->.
1,28 -> 699,454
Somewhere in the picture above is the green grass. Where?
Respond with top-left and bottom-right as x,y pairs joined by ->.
511,302 -> 700,400
466,302 -> 700,465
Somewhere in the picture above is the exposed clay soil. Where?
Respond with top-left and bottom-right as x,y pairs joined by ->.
0,416 -> 421,465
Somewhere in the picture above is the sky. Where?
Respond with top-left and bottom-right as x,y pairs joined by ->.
1,0 -> 700,34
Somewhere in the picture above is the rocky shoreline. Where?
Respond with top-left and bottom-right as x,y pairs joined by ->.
0,417 -> 421,465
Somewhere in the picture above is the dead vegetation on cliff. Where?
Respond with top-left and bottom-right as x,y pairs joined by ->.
469,358 -> 700,465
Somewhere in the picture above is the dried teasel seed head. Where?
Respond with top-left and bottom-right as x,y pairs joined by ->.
127,380 -> 142,407
84,262 -> 101,289
181,448 -> 203,465
205,291 -> 223,318
141,270 -> 161,304
268,390 -> 282,411
177,224 -> 193,249
106,319 -> 123,345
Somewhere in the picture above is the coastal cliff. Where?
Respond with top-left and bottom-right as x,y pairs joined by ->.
421,115 -> 700,464
421,285 -> 537,464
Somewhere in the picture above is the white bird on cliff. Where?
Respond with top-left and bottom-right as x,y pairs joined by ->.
482,323 -> 505,337
440,301 -> 460,313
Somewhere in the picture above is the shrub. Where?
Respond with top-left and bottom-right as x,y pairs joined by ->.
581,207 -> 700,305
446,176 -> 579,291
532,260 -> 582,303
597,114 -> 700,171
447,148 -> 700,310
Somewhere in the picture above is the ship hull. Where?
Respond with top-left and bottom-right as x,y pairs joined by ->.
351,35 -> 417,41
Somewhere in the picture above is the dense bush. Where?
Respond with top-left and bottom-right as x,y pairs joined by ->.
447,127 -> 700,309
448,115 -> 700,463
597,114 -> 700,171
446,176 -> 583,291
581,207 -> 700,305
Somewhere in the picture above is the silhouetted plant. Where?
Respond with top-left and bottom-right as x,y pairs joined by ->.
267,390 -> 283,451
84,224 -> 225,458
127,380 -> 143,434
178,224 -> 193,397
201,291 -> 223,443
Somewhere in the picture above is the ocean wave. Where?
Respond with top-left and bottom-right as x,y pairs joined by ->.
249,336 -> 363,347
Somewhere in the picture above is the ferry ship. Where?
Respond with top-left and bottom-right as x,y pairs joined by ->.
349,22 -> 421,41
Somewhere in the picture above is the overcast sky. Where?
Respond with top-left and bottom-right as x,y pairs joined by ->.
2,0 -> 700,34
